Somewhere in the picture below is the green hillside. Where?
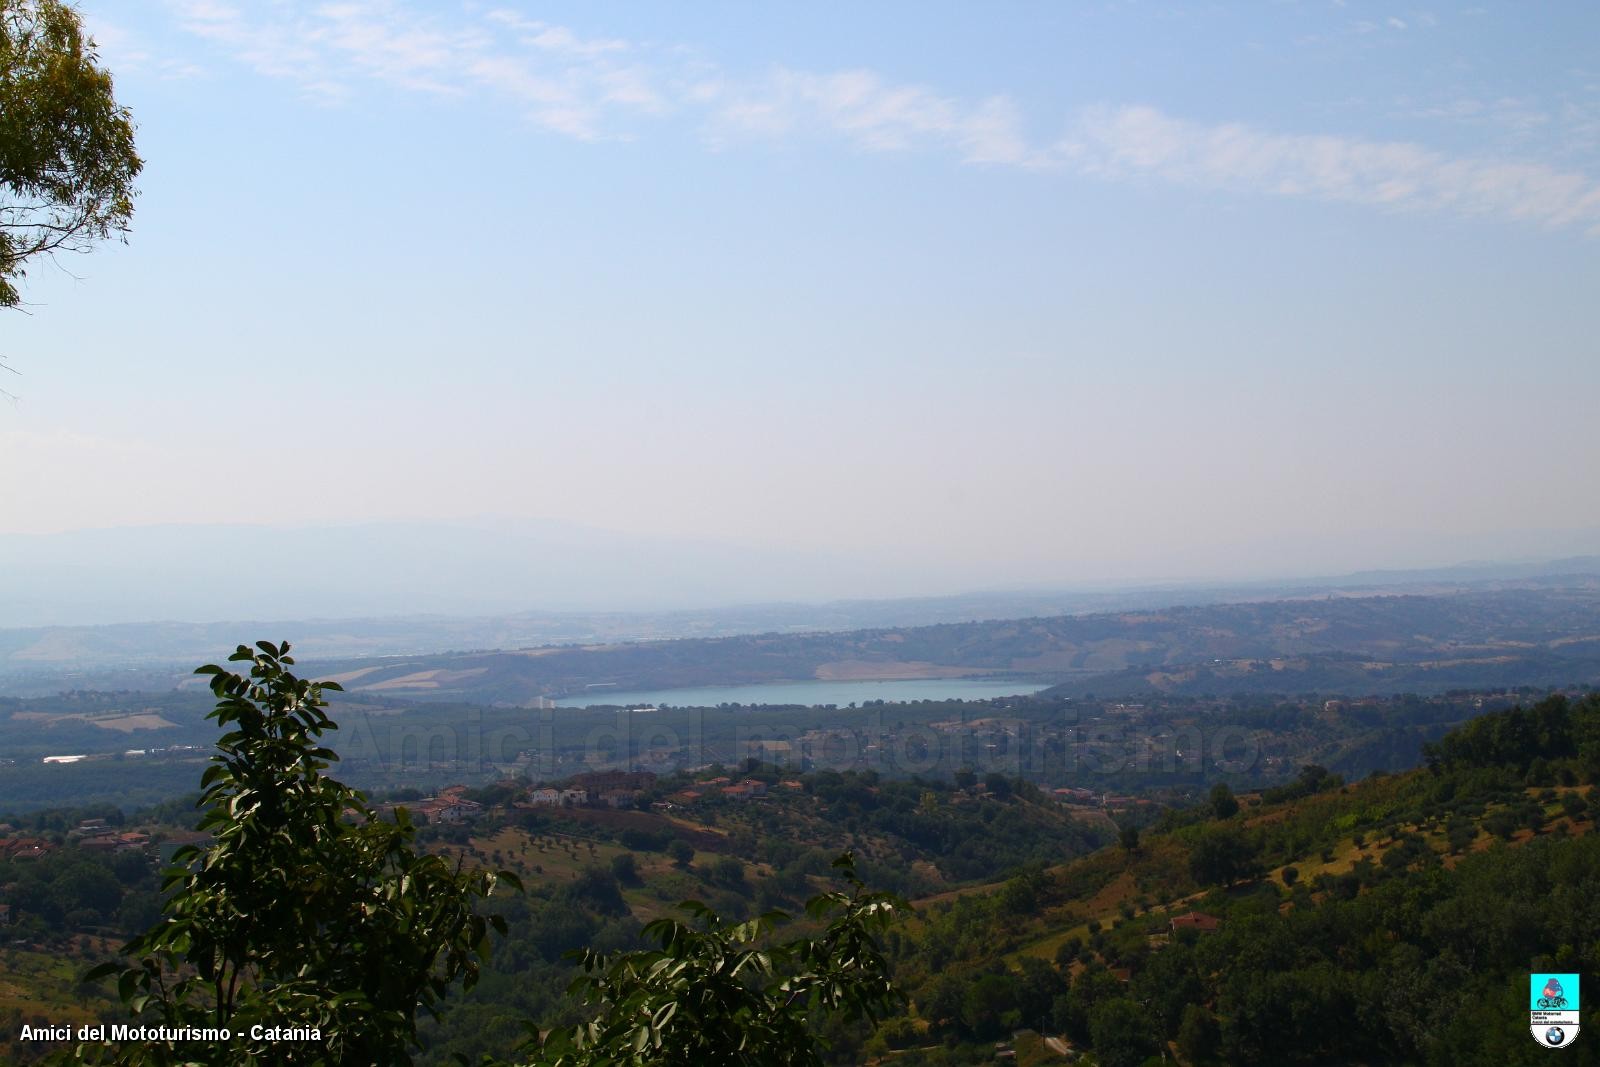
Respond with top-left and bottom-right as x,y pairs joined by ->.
868,693 -> 1600,1065
6,689 -> 1598,1064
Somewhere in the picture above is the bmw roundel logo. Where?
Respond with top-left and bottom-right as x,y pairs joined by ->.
1546,1026 -> 1566,1046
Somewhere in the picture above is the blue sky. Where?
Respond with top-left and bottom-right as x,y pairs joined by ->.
3,1 -> 1598,600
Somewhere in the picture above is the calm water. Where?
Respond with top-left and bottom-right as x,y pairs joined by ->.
557,677 -> 1049,708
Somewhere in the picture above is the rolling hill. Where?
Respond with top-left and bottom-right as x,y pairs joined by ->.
211,584 -> 1600,704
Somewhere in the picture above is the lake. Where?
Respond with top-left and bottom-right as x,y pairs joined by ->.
557,677 -> 1050,708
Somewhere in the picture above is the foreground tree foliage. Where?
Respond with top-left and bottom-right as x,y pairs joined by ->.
73,642 -> 905,1066
520,854 -> 905,1067
1,0 -> 141,308
80,643 -> 514,1066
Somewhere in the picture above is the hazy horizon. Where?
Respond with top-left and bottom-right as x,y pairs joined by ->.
4,3 -> 1598,625
3,515 -> 1598,629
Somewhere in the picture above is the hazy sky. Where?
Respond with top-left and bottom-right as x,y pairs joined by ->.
3,1 -> 1599,594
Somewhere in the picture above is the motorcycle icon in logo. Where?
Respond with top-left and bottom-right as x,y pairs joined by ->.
1540,978 -> 1570,1010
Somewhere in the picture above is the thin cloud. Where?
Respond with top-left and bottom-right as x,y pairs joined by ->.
171,0 -> 663,134
712,68 -> 1035,166
1058,104 -> 1600,232
484,9 -> 629,58
174,0 -> 347,102
161,1 -> 1600,235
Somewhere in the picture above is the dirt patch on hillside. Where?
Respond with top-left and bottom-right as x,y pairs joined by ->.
91,713 -> 177,732
549,807 -> 728,850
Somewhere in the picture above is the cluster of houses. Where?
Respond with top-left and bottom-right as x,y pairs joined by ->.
0,823 -> 152,928
667,776 -> 802,806
518,770 -> 658,811
522,786 -> 593,808
397,785 -> 484,824
71,819 -> 150,853
390,771 -> 662,823
0,834 -> 55,860
0,820 -> 179,864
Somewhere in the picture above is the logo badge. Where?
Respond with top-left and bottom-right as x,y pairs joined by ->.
1531,973 -> 1580,1048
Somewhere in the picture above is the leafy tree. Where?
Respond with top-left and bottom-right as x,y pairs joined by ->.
982,772 -> 1012,799
1014,956 -> 1066,1031
610,851 -> 640,885
1087,997 -> 1157,1067
1424,694 -> 1578,775
959,971 -> 1020,1039
1188,826 -> 1260,887
84,642 -> 513,1066
1118,824 -> 1140,852
1,0 -> 142,308
522,853 -> 904,1066
710,855 -> 747,890
667,839 -> 695,868
1177,1003 -> 1219,1064
1129,942 -> 1204,1036
1445,818 -> 1477,855
563,867 -> 628,917
56,856 -> 120,919
1484,809 -> 1520,840
999,866 -> 1045,915
1209,782 -> 1239,820
1061,964 -> 1122,1043
917,974 -> 965,1029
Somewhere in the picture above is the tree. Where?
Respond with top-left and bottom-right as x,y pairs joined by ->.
1118,824 -> 1140,852
1014,956 -> 1066,1031
918,974 -> 965,1030
1,0 -> 141,308
84,642 -> 513,1066
1188,826 -> 1260,887
667,839 -> 695,868
523,853 -> 904,1066
1087,996 -> 1158,1067
1209,782 -> 1239,820
610,852 -> 640,885
999,867 -> 1044,916
1062,965 -> 1122,1043
564,867 -> 628,917
710,855 -> 747,889
959,972 -> 1020,1039
1177,1003 -> 1219,1063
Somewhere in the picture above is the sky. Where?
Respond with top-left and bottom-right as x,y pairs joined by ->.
3,1 -> 1599,617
